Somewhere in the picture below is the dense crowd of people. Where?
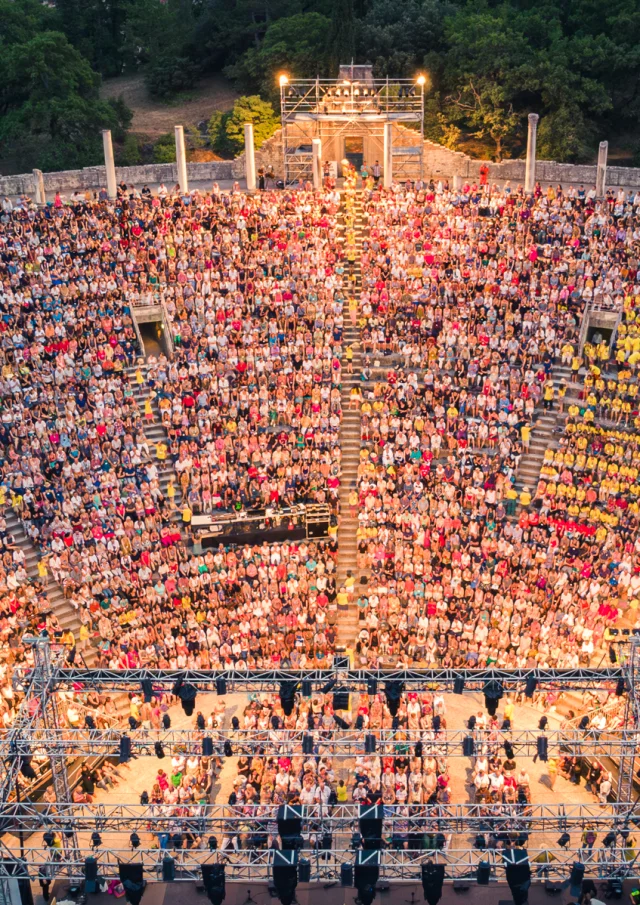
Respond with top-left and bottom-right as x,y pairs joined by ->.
0,172 -> 638,824
352,178 -> 638,667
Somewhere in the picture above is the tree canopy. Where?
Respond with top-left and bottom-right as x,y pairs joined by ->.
4,0 -> 640,169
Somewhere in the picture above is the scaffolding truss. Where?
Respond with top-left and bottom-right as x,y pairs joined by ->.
1,637 -> 639,886
1,726 -> 633,759
279,77 -> 425,186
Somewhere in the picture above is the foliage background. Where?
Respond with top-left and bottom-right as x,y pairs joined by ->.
2,0 -> 639,169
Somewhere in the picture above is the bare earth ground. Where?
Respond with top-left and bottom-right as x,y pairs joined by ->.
101,72 -> 239,137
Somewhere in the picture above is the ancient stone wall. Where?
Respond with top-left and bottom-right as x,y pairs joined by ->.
1,127 -> 639,196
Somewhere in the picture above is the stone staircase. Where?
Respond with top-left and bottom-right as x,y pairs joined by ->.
336,190 -> 365,648
3,507 -> 81,637
125,365 -> 183,525
513,362 -> 583,495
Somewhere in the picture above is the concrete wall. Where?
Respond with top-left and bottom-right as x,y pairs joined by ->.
2,128 -> 640,196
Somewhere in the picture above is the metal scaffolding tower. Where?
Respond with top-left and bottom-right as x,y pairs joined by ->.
279,72 -> 426,186
1,637 -> 640,887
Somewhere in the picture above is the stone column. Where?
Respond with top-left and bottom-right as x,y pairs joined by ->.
452,174 -> 462,191
244,123 -> 256,192
383,122 -> 393,189
102,130 -> 117,200
596,141 -> 608,199
32,169 -> 46,205
174,125 -> 189,194
312,138 -> 322,191
524,113 -> 539,193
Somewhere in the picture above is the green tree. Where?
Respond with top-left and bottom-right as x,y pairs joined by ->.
227,12 -> 329,97
0,32 -> 132,171
118,133 -> 142,165
223,95 -> 279,154
326,0 -> 356,76
153,133 -> 178,162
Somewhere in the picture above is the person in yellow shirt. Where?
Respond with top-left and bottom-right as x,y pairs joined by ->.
519,487 -> 532,507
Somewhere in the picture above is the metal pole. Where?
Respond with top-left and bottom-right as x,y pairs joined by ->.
383,122 -> 393,189
420,83 -> 425,183
280,84 -> 286,187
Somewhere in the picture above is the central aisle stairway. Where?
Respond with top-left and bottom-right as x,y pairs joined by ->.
336,189 -> 366,649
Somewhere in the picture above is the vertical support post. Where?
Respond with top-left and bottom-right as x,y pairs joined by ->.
244,123 -> 256,192
596,141 -> 608,199
383,123 -> 393,189
32,169 -> 46,205
102,129 -> 117,200
524,113 -> 539,194
420,83 -> 425,182
174,125 -> 188,194
453,174 -> 462,191
617,638 -> 638,804
312,138 -> 322,191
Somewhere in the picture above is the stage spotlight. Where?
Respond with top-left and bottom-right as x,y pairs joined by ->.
19,757 -> 36,780
354,850 -> 380,905
298,858 -> 311,883
476,861 -> 490,886
504,741 -> 515,760
351,832 -> 362,850
272,850 -> 298,905
130,832 -> 141,849
384,681 -> 404,717
569,862 -> 585,897
202,864 -> 226,905
557,833 -> 570,849
483,680 -> 503,716
118,863 -> 146,905
91,832 -> 102,848
224,740 -> 233,757
616,677 -> 626,696
216,677 -> 227,696
155,741 -> 165,759
277,804 -> 303,848
359,804 -> 383,848
119,734 -> 132,763
43,831 -> 56,847
279,680 -> 298,716
208,836 -> 218,851
162,714 -> 171,729
421,861 -> 445,904
416,74 -> 427,87
279,74 -> 289,87
453,676 -> 465,694
84,855 -> 99,892
602,831 -> 616,847
537,735 -> 548,762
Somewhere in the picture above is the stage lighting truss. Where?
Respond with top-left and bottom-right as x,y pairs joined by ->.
2,637 -> 640,886
0,725 -> 635,759
0,837 -> 639,884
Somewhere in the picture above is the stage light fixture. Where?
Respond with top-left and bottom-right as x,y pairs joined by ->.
91,832 -> 102,848
154,741 -> 165,759
422,861 -> 445,904
279,74 -> 289,87
130,832 -> 141,849
216,677 -> 227,696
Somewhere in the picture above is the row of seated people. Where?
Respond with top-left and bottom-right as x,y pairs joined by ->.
144,186 -> 345,520
351,178 -> 634,667
0,186 -> 348,681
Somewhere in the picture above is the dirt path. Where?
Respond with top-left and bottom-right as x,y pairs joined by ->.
101,72 -> 239,137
